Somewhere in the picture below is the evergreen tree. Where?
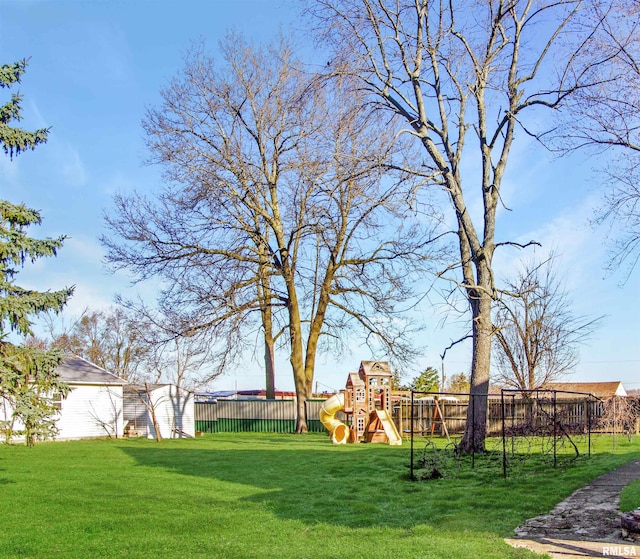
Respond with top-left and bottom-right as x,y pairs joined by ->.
1,201 -> 73,337
447,373 -> 470,395
0,59 -> 49,158
0,59 -> 73,445
410,367 -> 440,393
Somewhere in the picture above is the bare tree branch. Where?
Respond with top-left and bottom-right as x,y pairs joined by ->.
492,255 -> 603,390
103,34 -> 446,431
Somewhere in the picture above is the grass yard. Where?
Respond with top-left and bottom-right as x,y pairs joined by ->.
0,433 -> 638,559
621,479 -> 640,512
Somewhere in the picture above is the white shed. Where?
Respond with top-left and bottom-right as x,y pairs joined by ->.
123,384 -> 195,439
0,355 -> 126,441
54,355 -> 126,439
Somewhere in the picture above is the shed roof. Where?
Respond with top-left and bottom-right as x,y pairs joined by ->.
56,355 -> 127,385
124,384 -> 192,396
124,383 -> 167,395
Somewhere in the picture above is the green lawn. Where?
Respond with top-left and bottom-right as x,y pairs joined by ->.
0,433 -> 638,559
621,479 -> 640,512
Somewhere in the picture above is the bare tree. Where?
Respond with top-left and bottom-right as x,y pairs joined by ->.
141,325 -> 213,390
599,396 -> 639,443
103,36 -> 444,432
310,0 -> 606,451
493,258 -> 602,391
598,166 -> 640,280
51,307 -> 149,382
559,1 -> 640,279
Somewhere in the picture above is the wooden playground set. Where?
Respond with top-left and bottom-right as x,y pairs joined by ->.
319,361 -> 402,445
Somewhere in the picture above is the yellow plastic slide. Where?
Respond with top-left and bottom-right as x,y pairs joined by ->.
375,409 -> 402,446
319,393 -> 349,444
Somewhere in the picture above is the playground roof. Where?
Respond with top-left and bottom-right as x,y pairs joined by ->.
359,361 -> 391,376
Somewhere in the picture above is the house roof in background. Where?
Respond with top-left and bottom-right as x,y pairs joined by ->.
543,382 -> 627,399
490,381 -> 628,399
57,355 -> 127,385
199,391 -> 237,399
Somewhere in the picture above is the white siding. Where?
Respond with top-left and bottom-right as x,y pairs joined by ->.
615,384 -> 628,397
1,397 -> 19,438
147,385 -> 195,439
1,384 -> 124,441
56,384 -> 124,440
123,393 -> 150,434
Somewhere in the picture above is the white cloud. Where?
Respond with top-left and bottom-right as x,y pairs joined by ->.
26,98 -> 49,129
63,283 -> 114,316
66,235 -> 105,264
60,144 -> 87,188
511,192 -> 603,291
102,170 -> 138,196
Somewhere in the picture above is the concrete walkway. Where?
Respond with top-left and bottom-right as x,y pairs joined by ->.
505,459 -> 640,558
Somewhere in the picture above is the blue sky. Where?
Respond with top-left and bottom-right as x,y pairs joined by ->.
1,0 -> 639,393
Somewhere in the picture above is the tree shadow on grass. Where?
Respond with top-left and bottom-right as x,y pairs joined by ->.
117,438 -> 536,535
119,437 -> 637,535
119,440 -> 452,531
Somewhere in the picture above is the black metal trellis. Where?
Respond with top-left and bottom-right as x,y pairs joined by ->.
409,388 -> 599,480
499,388 -> 597,477
410,390 -> 415,479
408,389 -> 478,480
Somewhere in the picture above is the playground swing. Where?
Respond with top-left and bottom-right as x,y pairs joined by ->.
429,397 -> 451,443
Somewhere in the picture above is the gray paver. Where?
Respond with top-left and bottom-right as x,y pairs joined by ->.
505,460 -> 640,558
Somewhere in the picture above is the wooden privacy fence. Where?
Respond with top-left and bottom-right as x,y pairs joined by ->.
402,395 -> 605,437
195,400 -> 328,434
196,394 -> 612,436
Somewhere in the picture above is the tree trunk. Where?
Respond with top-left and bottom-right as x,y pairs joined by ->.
284,276 -> 308,433
459,282 -> 492,453
257,232 -> 277,400
294,378 -> 310,433
262,290 -> 276,400
292,349 -> 309,432
264,337 -> 276,400
144,383 -> 163,442
303,269 -> 333,404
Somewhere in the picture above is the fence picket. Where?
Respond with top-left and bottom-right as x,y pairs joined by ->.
195,400 -> 327,433
195,396 -> 612,436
